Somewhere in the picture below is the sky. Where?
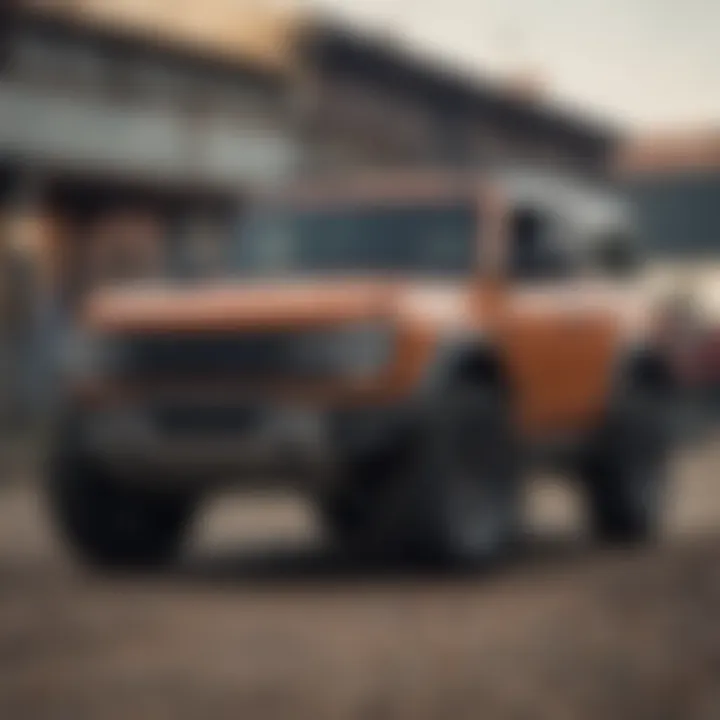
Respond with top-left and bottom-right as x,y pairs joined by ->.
305,0 -> 720,133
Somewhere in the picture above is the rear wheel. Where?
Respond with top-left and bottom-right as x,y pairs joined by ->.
581,379 -> 673,544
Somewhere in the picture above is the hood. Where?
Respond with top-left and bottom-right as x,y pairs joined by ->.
84,277 -> 423,334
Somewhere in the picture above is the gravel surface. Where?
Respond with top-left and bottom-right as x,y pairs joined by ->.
1,439 -> 719,719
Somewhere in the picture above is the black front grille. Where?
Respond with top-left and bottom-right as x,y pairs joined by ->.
151,404 -> 263,436
119,332 -> 319,379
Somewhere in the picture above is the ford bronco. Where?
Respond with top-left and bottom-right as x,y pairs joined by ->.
47,169 -> 679,569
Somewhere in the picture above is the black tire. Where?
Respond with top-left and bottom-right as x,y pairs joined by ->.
582,379 -> 673,544
319,453 -> 400,558
46,451 -> 197,571
405,382 -> 521,567
322,382 -> 522,568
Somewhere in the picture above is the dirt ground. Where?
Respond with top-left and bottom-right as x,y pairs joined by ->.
1,439 -> 720,720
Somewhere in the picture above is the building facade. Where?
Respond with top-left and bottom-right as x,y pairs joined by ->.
618,132 -> 720,260
1,2 -> 298,300
1,2 -> 619,300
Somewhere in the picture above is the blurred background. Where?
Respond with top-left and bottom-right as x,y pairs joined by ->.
1,1 -> 720,718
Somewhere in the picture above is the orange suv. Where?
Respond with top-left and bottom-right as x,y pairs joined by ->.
47,169 -> 679,569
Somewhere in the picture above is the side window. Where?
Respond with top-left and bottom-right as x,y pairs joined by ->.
508,207 -> 575,280
591,230 -> 644,279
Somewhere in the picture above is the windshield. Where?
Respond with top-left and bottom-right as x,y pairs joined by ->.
230,202 -> 478,277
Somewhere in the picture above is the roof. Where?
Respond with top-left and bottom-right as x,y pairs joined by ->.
300,19 -> 620,150
15,2 -> 620,156
16,0 -> 300,74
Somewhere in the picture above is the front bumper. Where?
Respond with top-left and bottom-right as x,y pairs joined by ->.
67,400 -> 414,489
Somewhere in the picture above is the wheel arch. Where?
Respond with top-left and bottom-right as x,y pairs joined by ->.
422,336 -> 512,398
615,345 -> 679,399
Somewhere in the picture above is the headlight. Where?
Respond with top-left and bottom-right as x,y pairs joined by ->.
296,323 -> 395,377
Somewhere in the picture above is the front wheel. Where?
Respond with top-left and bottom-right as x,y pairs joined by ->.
408,383 -> 522,567
46,452 -> 197,571
322,383 -> 522,568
